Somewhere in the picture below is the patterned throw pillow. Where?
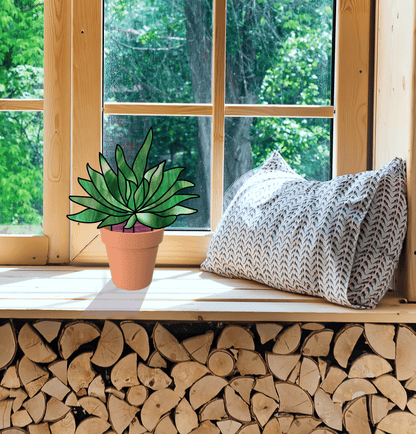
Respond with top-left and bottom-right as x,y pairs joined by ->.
201,151 -> 407,309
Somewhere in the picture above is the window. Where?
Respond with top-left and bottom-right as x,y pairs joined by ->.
0,0 -> 372,266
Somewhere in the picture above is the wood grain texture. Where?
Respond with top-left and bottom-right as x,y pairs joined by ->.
0,236 -> 48,265
0,266 -> 413,322
333,0 -> 371,176
44,0 -> 71,264
373,0 -> 416,301
224,105 -> 334,118
0,100 -> 43,111
211,0 -> 227,230
71,0 -> 103,263
104,103 -> 213,116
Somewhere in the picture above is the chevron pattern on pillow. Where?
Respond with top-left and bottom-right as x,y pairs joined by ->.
201,151 -> 407,309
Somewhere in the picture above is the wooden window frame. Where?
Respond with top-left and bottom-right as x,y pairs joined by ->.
0,0 -> 372,267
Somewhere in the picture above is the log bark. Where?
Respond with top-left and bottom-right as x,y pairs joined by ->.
58,321 -> 100,360
91,321 -> 124,368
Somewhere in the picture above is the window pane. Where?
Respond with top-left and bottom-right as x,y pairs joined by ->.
0,111 -> 43,234
104,0 -> 212,104
103,115 -> 210,229
225,0 -> 333,105
224,117 -> 331,209
0,1 -> 44,99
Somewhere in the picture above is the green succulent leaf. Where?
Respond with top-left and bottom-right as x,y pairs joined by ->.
116,144 -> 137,185
67,208 -> 109,224
69,196 -> 128,216
77,178 -> 122,213
155,205 -> 198,217
99,153 -> 125,204
85,166 -> 131,212
142,161 -> 166,207
134,180 -> 146,210
117,169 -> 127,204
147,193 -> 199,213
97,214 -> 131,229
132,128 -> 153,183
136,212 -> 176,229
141,180 -> 196,211
144,164 -> 159,182
127,181 -> 136,210
124,214 -> 137,229
143,167 -> 184,208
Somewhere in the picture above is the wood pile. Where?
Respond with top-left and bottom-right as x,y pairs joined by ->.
1,320 -> 416,434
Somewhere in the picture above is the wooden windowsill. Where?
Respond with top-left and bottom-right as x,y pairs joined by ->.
0,265 -> 413,322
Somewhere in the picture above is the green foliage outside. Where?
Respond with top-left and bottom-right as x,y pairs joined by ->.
1,0 -> 333,229
0,0 -> 44,230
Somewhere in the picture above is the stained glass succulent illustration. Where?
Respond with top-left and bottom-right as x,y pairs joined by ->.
67,128 -> 198,229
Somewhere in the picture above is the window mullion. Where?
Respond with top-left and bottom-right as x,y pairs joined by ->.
211,0 -> 227,230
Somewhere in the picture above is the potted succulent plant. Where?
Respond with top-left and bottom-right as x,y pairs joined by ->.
67,128 -> 198,290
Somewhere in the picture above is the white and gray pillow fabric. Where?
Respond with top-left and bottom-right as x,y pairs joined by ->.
201,151 -> 407,309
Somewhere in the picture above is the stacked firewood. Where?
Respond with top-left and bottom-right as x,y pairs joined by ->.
1,320 -> 416,434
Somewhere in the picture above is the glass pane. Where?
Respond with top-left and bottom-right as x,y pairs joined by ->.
0,1 -> 44,99
226,0 -> 333,105
0,112 -> 43,234
104,0 -> 212,104
224,117 -> 331,209
103,115 -> 210,229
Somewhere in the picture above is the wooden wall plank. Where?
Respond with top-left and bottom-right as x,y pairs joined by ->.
0,236 -> 48,265
334,0 -> 371,176
44,0 -> 71,263
71,0 -> 103,262
0,100 -> 43,111
211,0 -> 227,230
373,0 -> 416,300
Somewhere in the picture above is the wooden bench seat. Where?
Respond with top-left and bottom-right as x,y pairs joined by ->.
0,266 -> 413,323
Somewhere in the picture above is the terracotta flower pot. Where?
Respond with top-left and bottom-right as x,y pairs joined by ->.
100,226 -> 164,290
